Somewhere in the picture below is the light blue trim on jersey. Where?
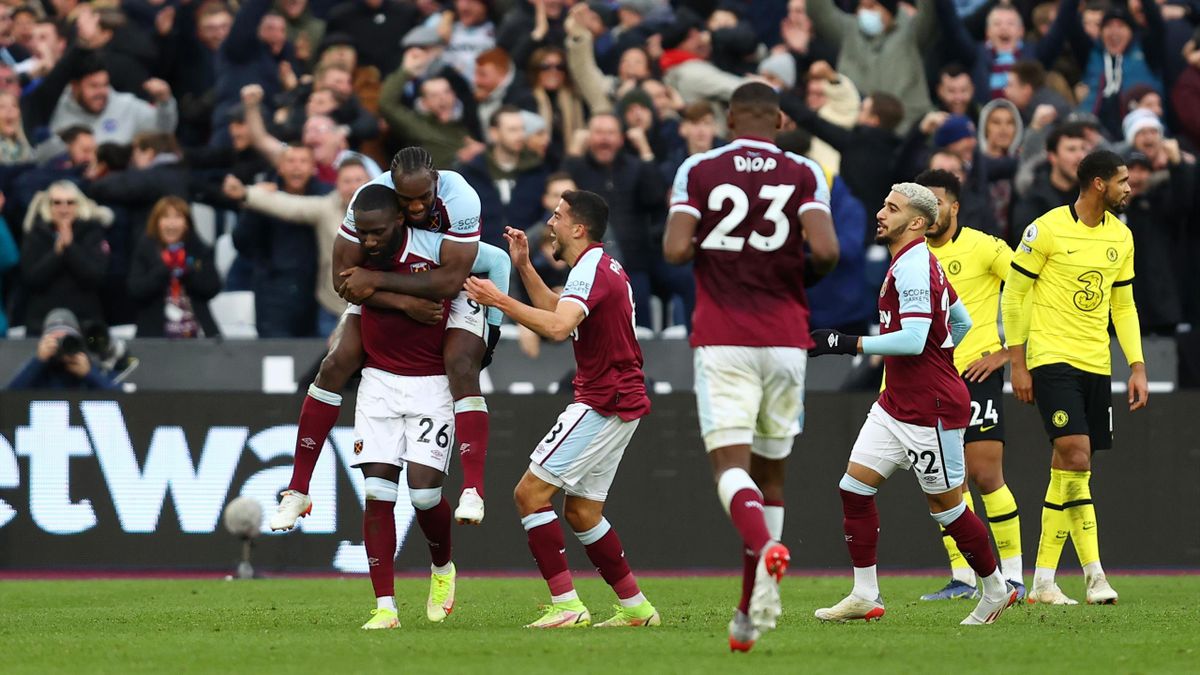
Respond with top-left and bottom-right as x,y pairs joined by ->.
861,317 -> 932,356
342,169 -> 481,241
948,298 -> 972,346
541,410 -> 608,479
893,243 -> 932,316
472,243 -> 511,326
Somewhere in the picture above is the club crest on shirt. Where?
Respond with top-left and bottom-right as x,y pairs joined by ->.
948,260 -> 961,275
1107,247 -> 1118,262
879,274 -> 890,298
410,262 -> 430,273
353,439 -> 364,455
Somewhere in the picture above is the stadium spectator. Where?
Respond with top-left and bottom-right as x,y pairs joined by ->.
497,0 -> 570,73
437,0 -> 496,83
0,90 -> 31,164
659,101 -> 723,187
19,180 -> 108,335
706,2 -> 761,77
564,113 -> 666,332
0,190 -> 17,336
1011,123 -> 1089,243
275,63 -> 379,147
278,0 -> 325,63
659,8 -> 750,107
456,105 -> 547,248
391,23 -> 479,136
380,69 -> 474,169
212,0 -> 299,142
183,104 -> 275,209
1172,30 -> 1200,151
616,87 -> 675,163
223,157 -> 372,334
934,63 -> 979,119
781,89 -> 905,231
798,60 -> 860,175
127,196 -> 221,338
805,0 -> 937,132
473,48 -> 535,136
977,99 -> 1023,236
158,1 -> 233,145
7,307 -> 117,389
324,0 -> 420,75
231,144 -> 327,337
526,45 -> 587,162
1004,60 -> 1073,125
1068,3 -> 1166,138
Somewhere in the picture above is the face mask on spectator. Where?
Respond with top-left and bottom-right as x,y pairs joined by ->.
857,9 -> 884,37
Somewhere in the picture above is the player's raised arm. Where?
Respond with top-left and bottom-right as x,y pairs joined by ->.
503,226 -> 560,311
466,277 -> 584,342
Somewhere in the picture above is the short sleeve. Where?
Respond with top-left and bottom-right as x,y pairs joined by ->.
439,171 -> 482,242
787,152 -> 832,215
668,154 -> 703,219
559,251 -> 609,316
1011,219 -> 1053,279
893,251 -> 932,318
988,235 -> 1014,281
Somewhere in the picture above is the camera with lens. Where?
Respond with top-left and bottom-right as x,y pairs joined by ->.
57,333 -> 85,358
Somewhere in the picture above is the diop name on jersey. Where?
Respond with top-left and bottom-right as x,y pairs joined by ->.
733,156 -> 778,172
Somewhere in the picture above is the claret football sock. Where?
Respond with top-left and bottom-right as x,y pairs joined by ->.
575,519 -> 645,607
411,488 -> 453,568
718,469 -> 772,553
523,507 -> 576,601
840,480 -> 881,600
940,505 -> 1000,590
454,397 -> 489,498
942,490 -> 976,585
288,385 -> 342,494
364,497 -> 397,600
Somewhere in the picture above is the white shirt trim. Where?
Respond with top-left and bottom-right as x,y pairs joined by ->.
560,295 -> 590,316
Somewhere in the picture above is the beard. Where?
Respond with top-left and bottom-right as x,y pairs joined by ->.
1105,193 -> 1129,214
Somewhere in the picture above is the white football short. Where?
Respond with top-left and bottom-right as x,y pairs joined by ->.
343,292 -> 486,342
693,346 -> 807,458
848,402 -> 966,494
350,367 -> 455,473
528,402 -> 640,502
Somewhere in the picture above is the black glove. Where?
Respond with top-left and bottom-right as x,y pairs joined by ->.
809,328 -> 858,356
481,324 -> 501,369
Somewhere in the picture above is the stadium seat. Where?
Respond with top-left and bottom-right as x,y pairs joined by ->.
214,233 -> 237,282
191,202 -> 217,246
208,291 -> 257,338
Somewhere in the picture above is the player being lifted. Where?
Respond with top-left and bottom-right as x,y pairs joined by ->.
466,192 -> 658,629
915,170 -> 1025,601
663,82 -> 839,651
808,183 -> 1018,626
1003,149 -> 1147,606
345,185 -> 460,630
270,147 -> 510,531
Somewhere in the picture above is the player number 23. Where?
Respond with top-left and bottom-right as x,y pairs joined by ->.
700,184 -> 795,253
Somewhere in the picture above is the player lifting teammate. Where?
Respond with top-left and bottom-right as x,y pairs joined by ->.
663,82 -> 839,651
344,185 -> 459,630
467,192 -> 658,629
1003,149 -> 1147,605
808,183 -> 1018,626
915,169 -> 1026,601
270,147 -> 510,532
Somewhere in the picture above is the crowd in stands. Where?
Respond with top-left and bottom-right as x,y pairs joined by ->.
0,0 -> 1197,343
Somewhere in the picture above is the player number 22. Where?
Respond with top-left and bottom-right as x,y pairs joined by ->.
700,184 -> 795,252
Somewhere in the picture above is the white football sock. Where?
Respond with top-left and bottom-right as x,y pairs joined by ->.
852,565 -> 880,601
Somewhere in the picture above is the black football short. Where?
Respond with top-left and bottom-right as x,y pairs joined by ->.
963,368 -> 1005,444
1031,362 -> 1112,451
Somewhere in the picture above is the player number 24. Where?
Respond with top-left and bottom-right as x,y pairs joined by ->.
700,184 -> 795,252
969,399 -> 999,428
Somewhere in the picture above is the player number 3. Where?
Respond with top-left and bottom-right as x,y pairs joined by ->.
700,183 -> 795,253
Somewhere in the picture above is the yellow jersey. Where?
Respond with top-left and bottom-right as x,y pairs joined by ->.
928,226 -> 1012,374
1008,204 -> 1135,375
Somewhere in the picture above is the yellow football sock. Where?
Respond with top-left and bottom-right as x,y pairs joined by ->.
982,484 -> 1022,582
942,490 -> 975,583
1034,469 -> 1071,571
1061,469 -> 1100,567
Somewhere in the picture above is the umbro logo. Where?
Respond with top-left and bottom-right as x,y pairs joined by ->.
558,548 -> 566,555
300,437 -> 316,450
744,501 -> 764,511
460,442 -> 471,455
826,333 -> 840,348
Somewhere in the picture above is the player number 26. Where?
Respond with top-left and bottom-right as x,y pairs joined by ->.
700,184 -> 795,253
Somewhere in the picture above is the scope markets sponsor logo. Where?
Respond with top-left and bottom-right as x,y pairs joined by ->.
0,400 -> 414,572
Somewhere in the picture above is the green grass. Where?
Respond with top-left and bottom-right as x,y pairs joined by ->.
1,575 -> 1197,674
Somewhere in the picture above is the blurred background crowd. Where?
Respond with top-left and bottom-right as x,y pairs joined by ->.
0,0 -> 1197,352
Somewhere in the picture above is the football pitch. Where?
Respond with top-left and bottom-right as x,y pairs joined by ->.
3,575 -> 1197,674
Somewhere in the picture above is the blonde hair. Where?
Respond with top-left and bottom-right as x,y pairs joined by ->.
891,182 -> 939,227
25,181 -> 112,232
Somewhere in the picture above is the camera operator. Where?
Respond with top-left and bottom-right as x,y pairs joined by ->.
8,308 -> 118,390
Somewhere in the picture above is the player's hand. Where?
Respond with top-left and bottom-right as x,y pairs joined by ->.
963,349 -> 1010,383
503,226 -> 531,268
401,297 -> 444,325
809,329 -> 857,357
464,277 -> 503,307
1128,363 -> 1149,411
1010,364 -> 1034,404
337,267 -> 379,303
